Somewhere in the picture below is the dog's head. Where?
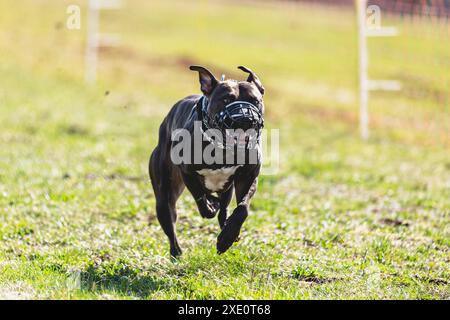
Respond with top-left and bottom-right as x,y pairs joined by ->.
190,65 -> 265,134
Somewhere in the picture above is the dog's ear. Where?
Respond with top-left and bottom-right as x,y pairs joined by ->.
238,65 -> 265,95
189,65 -> 218,96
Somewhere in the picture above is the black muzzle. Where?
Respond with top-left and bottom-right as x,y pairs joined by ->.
202,97 -> 263,130
200,97 -> 264,149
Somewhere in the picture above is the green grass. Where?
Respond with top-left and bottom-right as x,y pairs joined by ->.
0,0 -> 449,299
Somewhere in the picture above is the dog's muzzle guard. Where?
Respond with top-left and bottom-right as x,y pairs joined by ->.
197,96 -> 264,149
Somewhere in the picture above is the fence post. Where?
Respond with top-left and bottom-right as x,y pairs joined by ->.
356,0 -> 401,140
85,0 -> 122,84
356,0 -> 369,140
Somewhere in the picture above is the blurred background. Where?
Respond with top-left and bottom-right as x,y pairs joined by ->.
1,0 -> 449,147
0,0 -> 449,299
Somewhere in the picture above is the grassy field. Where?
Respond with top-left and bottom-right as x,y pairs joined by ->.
0,0 -> 449,299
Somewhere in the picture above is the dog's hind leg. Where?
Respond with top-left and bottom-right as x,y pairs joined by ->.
150,148 -> 185,257
218,185 -> 234,230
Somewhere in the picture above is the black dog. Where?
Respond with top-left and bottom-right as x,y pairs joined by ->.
149,65 -> 265,257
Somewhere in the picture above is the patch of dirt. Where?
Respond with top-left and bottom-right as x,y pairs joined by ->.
302,238 -> 318,248
379,218 -> 410,227
84,173 -> 145,182
295,275 -> 333,284
414,275 -> 449,286
295,103 -> 357,125
59,124 -> 90,136
147,213 -> 157,224
277,269 -> 338,284
98,46 -> 242,80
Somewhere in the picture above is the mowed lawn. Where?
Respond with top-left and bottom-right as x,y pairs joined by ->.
0,0 -> 449,299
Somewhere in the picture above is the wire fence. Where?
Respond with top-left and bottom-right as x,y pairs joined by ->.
287,0 -> 450,21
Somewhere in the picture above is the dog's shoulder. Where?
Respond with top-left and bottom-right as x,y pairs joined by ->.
170,94 -> 201,115
182,94 -> 202,103
163,94 -> 202,131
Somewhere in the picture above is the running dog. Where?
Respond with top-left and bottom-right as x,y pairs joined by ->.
149,65 -> 265,257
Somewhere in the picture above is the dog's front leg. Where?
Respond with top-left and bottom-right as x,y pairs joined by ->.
182,172 -> 220,219
218,185 -> 234,230
217,166 -> 260,254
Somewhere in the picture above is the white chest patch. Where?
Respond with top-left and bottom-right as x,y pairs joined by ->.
197,166 -> 241,192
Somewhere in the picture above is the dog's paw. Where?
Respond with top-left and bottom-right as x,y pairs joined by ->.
216,224 -> 241,254
216,220 -> 243,254
198,195 -> 220,219
170,243 -> 183,258
216,206 -> 248,254
206,197 -> 220,216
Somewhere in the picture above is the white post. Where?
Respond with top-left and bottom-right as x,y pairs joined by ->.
85,0 -> 99,84
85,0 -> 122,84
357,0 -> 369,140
356,0 -> 401,140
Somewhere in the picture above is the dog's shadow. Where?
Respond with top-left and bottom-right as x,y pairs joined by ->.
78,263 -> 172,298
